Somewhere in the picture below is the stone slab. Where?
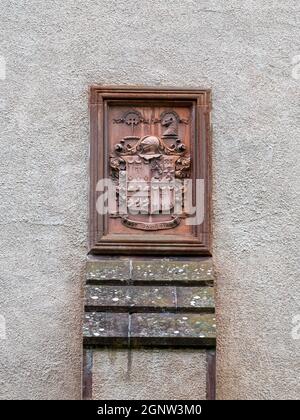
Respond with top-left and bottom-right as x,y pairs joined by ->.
85,285 -> 176,311
131,259 -> 214,283
86,259 -> 131,282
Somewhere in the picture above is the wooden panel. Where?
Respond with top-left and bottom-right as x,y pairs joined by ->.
89,86 -> 212,255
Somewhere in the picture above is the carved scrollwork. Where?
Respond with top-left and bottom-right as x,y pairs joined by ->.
113,135 -> 187,158
111,135 -> 191,179
110,156 -> 126,180
175,156 -> 191,178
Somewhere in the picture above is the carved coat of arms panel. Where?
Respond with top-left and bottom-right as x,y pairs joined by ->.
90,87 -> 211,255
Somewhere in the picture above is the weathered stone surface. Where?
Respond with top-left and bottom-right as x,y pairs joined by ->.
85,285 -> 215,312
83,312 -> 128,343
83,312 -> 215,346
176,287 -> 215,311
85,285 -> 176,311
131,258 -> 214,283
86,258 -> 130,282
84,259 -> 215,346
130,313 -> 216,346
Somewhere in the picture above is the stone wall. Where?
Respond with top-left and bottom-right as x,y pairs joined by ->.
0,1 -> 299,399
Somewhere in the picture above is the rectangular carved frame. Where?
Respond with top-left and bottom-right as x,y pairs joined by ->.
89,86 -> 212,255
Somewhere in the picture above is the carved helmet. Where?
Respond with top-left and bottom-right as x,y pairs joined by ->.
138,136 -> 161,159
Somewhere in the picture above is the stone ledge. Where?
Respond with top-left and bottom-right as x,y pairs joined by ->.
84,257 -> 215,347
83,312 -> 216,347
86,257 -> 214,285
86,259 -> 131,282
85,285 -> 214,312
132,259 -> 214,282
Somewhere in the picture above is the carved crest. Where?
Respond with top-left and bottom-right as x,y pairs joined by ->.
89,86 -> 212,255
110,132 -> 191,231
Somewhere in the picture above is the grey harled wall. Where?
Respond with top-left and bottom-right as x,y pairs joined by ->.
0,1 -> 299,399
92,349 -> 208,400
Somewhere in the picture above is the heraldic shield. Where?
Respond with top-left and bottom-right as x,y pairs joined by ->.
110,134 -> 191,231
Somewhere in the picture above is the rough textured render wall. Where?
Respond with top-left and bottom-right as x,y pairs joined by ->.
0,0 -> 299,399
92,349 -> 207,400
